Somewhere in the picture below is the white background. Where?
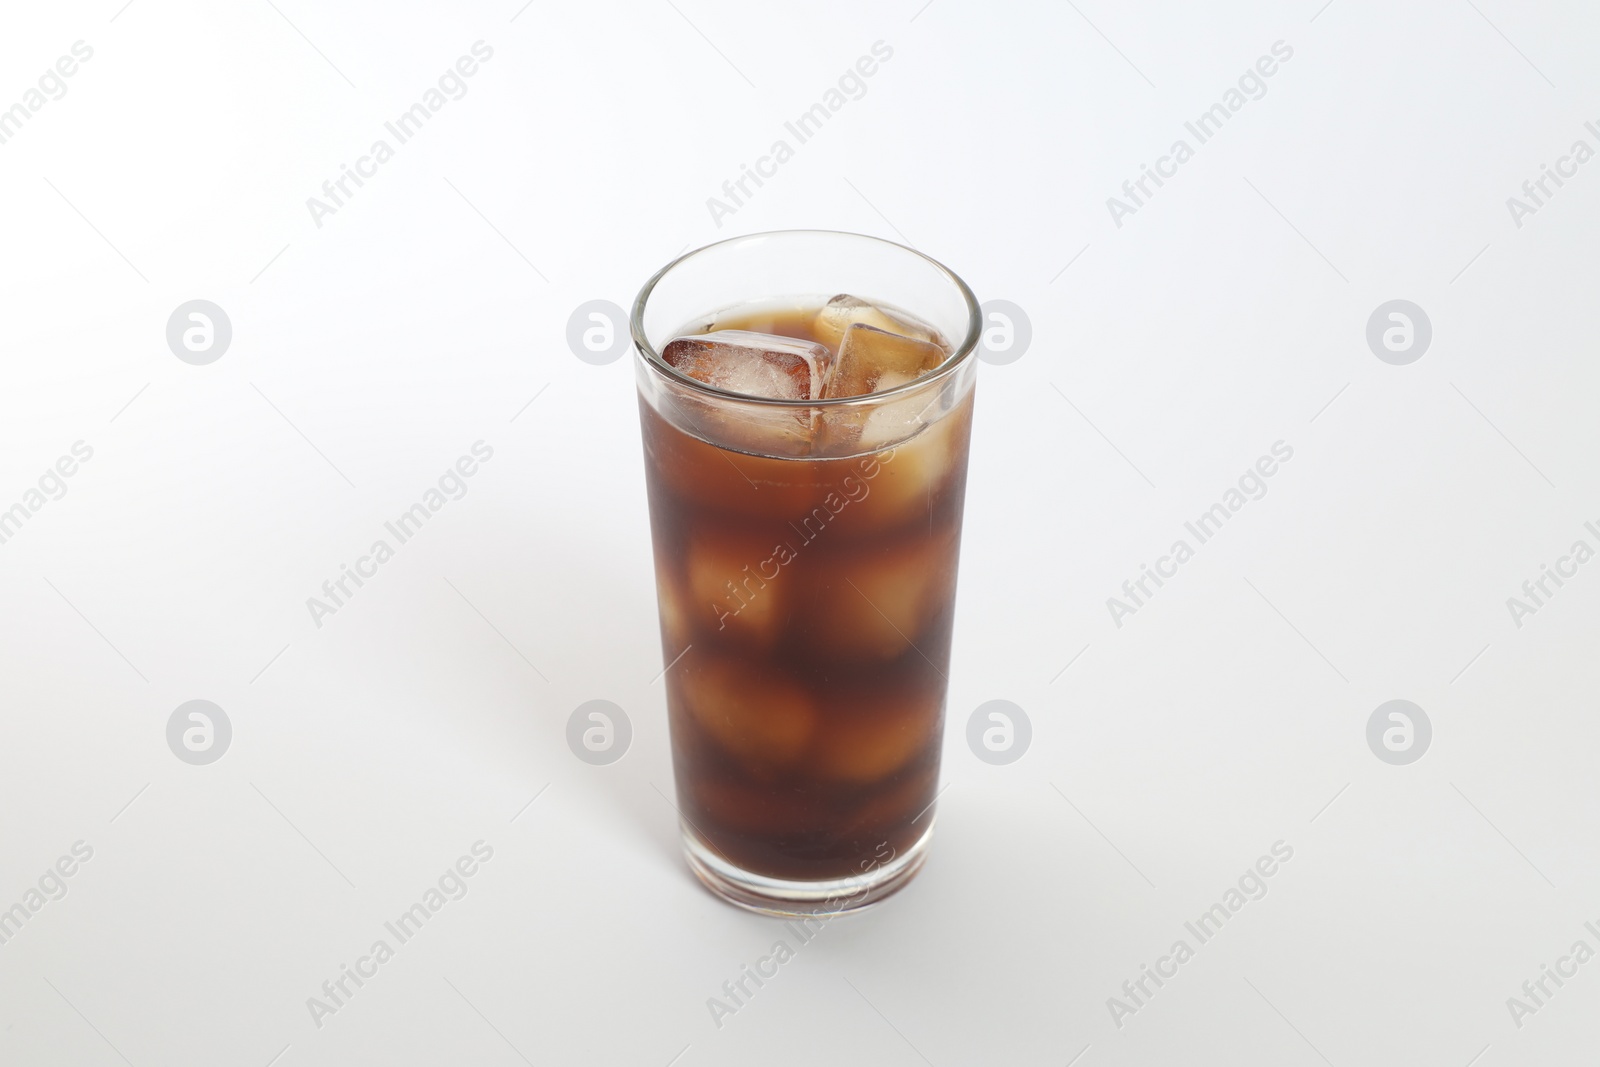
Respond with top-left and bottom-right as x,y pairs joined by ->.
1,1 -> 1598,1064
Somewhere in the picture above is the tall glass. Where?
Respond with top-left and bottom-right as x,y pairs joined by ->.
631,231 -> 981,915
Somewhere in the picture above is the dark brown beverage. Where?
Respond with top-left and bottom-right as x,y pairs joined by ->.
639,299 -> 974,888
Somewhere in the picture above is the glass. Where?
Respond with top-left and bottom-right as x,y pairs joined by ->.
631,230 -> 981,915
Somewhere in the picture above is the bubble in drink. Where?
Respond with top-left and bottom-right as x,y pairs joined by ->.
662,330 -> 836,401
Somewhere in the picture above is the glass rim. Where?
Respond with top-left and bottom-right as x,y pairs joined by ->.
630,229 -> 982,409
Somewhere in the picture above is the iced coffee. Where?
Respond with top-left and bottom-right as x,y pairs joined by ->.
633,232 -> 980,914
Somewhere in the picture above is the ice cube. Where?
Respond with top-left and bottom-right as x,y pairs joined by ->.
678,655 -> 817,769
824,323 -> 946,399
685,528 -> 788,647
854,386 -> 933,451
803,533 -> 957,661
869,369 -> 918,393
850,401 -> 973,530
654,558 -> 691,653
662,330 -> 835,401
812,687 -> 939,782
813,295 -> 942,352
816,368 -> 934,453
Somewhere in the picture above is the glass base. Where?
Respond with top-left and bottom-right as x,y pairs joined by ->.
681,821 -> 934,918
